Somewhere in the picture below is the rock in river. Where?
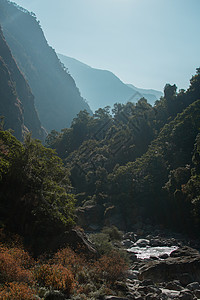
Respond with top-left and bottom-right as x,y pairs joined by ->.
139,246 -> 200,284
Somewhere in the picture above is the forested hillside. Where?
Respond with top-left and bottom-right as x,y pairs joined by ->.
0,0 -> 92,132
47,68 -> 200,234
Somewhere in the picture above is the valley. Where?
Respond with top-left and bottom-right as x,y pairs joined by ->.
0,0 -> 200,299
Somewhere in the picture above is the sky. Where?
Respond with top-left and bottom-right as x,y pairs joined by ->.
13,0 -> 200,92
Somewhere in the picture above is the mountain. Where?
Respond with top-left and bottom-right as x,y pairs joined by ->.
0,0 -> 92,132
127,84 -> 163,104
0,24 -> 44,141
58,53 -> 162,111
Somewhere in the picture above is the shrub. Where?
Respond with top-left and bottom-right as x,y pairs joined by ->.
0,246 -> 34,283
33,263 -> 75,296
102,226 -> 123,241
89,233 -> 113,255
75,267 -> 91,284
53,247 -> 85,273
94,251 -> 128,283
0,282 -> 35,300
3,246 -> 34,268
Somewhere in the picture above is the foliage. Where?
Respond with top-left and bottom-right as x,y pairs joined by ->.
89,226 -> 123,256
102,226 -> 123,241
46,67 -> 200,233
111,99 -> 200,227
0,245 -> 33,284
94,251 -> 128,283
89,233 -> 113,255
0,131 -> 76,250
0,235 -> 129,299
33,263 -> 75,295
0,282 -> 35,300
52,247 -> 85,273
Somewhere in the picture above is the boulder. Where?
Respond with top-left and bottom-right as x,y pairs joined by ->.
44,290 -> 66,299
128,252 -> 138,262
170,246 -> 199,258
126,269 -> 139,280
104,297 -> 128,300
48,228 -> 97,257
139,247 -> 200,283
150,238 -> 165,247
186,281 -> 200,291
165,281 -> 183,291
179,290 -> 194,300
160,288 -> 180,298
76,204 -> 104,230
159,253 -> 169,259
194,289 -> 200,298
150,256 -> 158,261
140,279 -> 154,286
134,239 -> 150,247
123,232 -> 137,242
145,293 -> 158,300
122,239 -> 134,248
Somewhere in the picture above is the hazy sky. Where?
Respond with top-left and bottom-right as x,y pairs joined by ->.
13,0 -> 200,91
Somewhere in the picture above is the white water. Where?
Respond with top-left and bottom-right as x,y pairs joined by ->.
127,245 -> 178,259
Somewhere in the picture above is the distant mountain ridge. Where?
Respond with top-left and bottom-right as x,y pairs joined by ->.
0,0 -> 92,132
127,84 -> 163,104
58,53 -> 163,112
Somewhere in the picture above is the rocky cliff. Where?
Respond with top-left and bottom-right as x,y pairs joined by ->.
0,0 -> 92,132
0,25 -> 44,140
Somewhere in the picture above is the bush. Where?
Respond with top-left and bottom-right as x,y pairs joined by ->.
89,233 -> 113,255
0,246 -> 34,283
102,226 -> 123,241
94,251 -> 128,283
53,247 -> 85,273
33,263 -> 75,296
0,282 -> 35,300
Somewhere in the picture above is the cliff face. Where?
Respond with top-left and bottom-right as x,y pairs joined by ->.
0,0 -> 92,132
0,25 -> 44,140
0,55 -> 24,141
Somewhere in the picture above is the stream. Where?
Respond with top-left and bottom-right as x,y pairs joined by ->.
127,245 -> 178,259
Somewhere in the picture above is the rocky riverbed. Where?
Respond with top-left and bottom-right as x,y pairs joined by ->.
110,230 -> 200,300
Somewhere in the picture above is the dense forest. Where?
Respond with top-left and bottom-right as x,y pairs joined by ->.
47,67 -> 200,234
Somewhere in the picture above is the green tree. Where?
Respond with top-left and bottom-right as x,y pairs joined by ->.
0,131 -> 76,241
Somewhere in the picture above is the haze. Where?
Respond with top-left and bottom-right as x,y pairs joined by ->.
13,0 -> 200,91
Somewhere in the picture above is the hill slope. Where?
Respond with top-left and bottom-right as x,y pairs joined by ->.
0,0 -> 92,132
47,68 -> 200,232
0,24 -> 44,140
58,53 -> 162,111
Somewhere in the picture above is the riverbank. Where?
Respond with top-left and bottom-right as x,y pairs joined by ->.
115,228 -> 200,300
